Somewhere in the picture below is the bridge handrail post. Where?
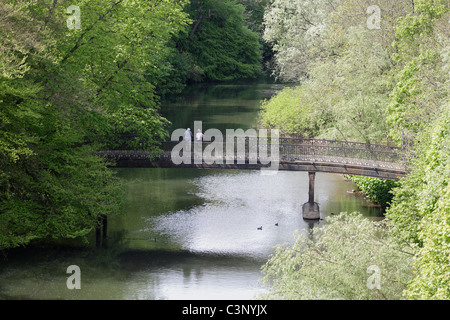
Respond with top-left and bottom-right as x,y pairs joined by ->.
342,140 -> 346,159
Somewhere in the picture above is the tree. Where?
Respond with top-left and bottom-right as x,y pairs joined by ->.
386,0 -> 449,144
385,0 -> 449,241
55,0 -> 190,150
407,182 -> 450,299
0,0 -> 191,250
386,104 -> 450,299
383,2 -> 449,298
346,175 -> 399,210
263,0 -> 338,82
259,0 -> 417,143
258,0 -> 450,300
259,85 -> 332,137
263,0 -> 414,82
260,212 -> 415,300
175,0 -> 263,82
260,26 -> 394,143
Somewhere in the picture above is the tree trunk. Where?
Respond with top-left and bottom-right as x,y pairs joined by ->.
191,1 -> 211,35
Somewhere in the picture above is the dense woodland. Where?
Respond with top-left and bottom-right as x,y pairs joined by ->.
260,0 -> 449,300
0,0 -> 448,300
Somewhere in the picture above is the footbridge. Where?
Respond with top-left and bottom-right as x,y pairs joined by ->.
100,137 -> 408,180
99,137 -> 408,221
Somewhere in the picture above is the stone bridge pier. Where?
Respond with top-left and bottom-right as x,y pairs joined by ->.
302,172 -> 320,220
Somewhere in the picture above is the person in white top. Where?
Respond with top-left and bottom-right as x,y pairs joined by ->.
196,129 -> 204,141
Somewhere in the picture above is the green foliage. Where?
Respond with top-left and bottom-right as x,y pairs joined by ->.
259,0 -> 418,143
406,184 -> 450,299
0,79 -> 125,249
260,212 -> 415,300
259,86 -> 325,137
0,0 -> 190,250
174,0 -> 263,83
387,0 -> 449,144
346,175 -> 400,209
263,0 -> 338,81
385,0 -> 449,244
259,0 -> 450,300
386,105 -> 450,298
383,0 -> 449,299
239,0 -> 270,34
260,25 -> 393,143
55,0 -> 190,150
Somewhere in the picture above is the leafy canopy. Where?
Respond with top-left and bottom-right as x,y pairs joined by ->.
0,0 -> 190,250
260,212 -> 415,300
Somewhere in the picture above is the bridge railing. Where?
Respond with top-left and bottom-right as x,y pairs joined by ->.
156,137 -> 405,165
276,138 -> 404,163
98,136 -> 408,176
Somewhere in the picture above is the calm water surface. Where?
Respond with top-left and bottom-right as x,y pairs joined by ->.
0,83 -> 382,300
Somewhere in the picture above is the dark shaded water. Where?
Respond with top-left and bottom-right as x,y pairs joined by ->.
0,83 -> 382,300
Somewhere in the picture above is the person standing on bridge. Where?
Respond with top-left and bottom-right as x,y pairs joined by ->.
184,128 -> 192,153
184,128 -> 192,141
194,129 -> 204,160
196,129 -> 204,141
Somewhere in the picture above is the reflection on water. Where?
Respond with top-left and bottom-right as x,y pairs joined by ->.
125,170 -> 382,256
0,169 -> 381,300
119,250 -> 267,300
148,171 -> 324,258
161,82 -> 287,133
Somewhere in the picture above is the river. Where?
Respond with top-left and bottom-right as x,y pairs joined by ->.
0,82 -> 382,300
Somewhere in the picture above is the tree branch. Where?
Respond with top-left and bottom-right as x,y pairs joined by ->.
61,0 -> 122,63
191,1 -> 211,35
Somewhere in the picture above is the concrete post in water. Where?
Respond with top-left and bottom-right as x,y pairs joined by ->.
303,172 -> 320,220
308,172 -> 315,204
